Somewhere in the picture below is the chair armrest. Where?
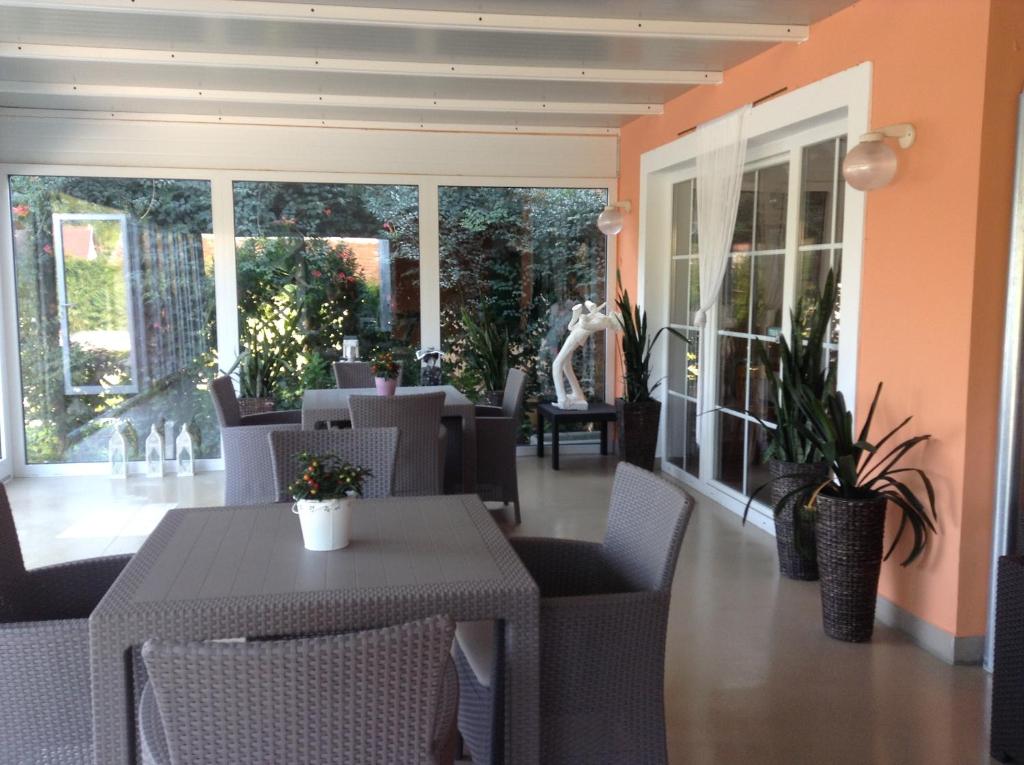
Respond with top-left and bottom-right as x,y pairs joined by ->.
24,554 -> 132,620
475,415 -> 518,444
474,404 -> 504,418
240,409 -> 302,426
510,537 -> 627,597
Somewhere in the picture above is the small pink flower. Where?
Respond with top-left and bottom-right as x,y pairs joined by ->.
311,269 -> 322,278
43,243 -> 53,254
11,204 -> 29,218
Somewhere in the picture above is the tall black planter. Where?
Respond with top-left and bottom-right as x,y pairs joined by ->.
768,460 -> 829,581
616,398 -> 661,471
815,493 -> 887,642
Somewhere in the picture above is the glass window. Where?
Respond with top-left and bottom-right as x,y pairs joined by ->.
9,176 -> 219,464
438,186 -> 607,438
232,182 -> 420,406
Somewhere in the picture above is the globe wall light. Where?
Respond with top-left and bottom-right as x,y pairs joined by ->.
597,200 -> 632,236
842,123 -> 917,191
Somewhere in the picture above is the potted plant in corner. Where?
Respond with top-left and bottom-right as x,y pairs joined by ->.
798,383 -> 937,642
461,308 -> 510,406
615,286 -> 687,471
745,270 -> 838,581
289,452 -> 371,551
370,350 -> 401,396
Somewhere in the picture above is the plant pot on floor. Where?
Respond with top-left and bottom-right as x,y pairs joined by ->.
375,377 -> 398,396
768,460 -> 830,581
616,398 -> 661,471
815,492 -> 887,642
292,498 -> 354,551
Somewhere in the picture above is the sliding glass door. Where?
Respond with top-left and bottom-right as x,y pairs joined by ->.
662,131 -> 848,516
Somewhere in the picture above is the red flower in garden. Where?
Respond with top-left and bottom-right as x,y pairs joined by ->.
324,207 -> 332,216
347,276 -> 356,284
383,222 -> 394,232
43,243 -> 53,254
11,204 -> 28,218
311,269 -> 322,278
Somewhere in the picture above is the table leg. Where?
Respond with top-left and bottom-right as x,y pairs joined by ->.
600,420 -> 609,455
90,624 -> 135,764
551,422 -> 560,471
536,410 -> 544,458
503,595 -> 541,764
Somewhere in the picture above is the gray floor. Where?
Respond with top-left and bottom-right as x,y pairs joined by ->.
5,454 -> 993,764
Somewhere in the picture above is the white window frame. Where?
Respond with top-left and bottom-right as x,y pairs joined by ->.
638,63 -> 871,532
0,165 -> 616,477
0,188 -> 12,481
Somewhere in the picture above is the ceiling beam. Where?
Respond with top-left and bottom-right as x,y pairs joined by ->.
2,0 -> 809,41
0,106 -> 622,136
0,80 -> 665,115
0,42 -> 723,86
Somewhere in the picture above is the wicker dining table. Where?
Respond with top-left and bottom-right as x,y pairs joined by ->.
301,385 -> 477,492
89,495 -> 540,764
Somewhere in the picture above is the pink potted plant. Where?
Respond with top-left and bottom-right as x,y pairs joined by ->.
370,350 -> 400,396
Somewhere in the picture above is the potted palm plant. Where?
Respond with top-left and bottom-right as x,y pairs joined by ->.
370,350 -> 401,396
461,308 -> 510,405
798,383 -> 937,642
615,287 -> 686,471
288,452 -> 371,551
746,271 -> 837,581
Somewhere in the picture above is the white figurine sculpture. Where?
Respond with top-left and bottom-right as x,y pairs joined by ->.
552,300 -> 622,410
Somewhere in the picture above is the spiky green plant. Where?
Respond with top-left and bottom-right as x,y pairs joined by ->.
461,308 -> 510,393
615,287 -> 687,403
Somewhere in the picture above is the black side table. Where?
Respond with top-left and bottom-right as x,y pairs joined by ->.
535,401 -> 618,470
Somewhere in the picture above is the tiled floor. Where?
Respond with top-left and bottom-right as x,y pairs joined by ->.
5,454 -> 993,764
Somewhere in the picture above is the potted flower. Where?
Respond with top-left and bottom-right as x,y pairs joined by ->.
745,270 -> 837,581
461,308 -> 510,406
370,350 -> 401,396
288,452 -> 371,551
798,383 -> 937,642
614,286 -> 687,471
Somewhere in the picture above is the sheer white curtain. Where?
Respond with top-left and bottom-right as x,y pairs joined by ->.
694,104 -> 752,328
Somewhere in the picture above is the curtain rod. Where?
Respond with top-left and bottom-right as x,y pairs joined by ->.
675,86 -> 788,137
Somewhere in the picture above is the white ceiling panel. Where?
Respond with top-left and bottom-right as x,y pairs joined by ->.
0,0 -> 859,133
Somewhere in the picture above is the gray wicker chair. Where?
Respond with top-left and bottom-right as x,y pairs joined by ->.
138,615 -> 459,765
474,368 -> 527,524
210,376 -> 301,505
0,484 -> 131,764
349,391 -> 446,496
454,463 -> 694,764
333,361 -> 403,389
268,427 -> 401,502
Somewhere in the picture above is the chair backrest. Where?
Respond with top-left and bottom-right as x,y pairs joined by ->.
0,485 -> 27,622
501,368 -> 528,420
349,391 -> 446,496
602,462 -> 694,593
141,615 -> 455,765
209,376 -> 242,427
332,361 -> 375,389
268,427 -> 400,502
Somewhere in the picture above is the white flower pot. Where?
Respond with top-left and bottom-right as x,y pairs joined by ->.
292,498 -> 354,551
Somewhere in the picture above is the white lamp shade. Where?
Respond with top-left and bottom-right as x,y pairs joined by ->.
597,205 -> 624,236
842,139 -> 898,191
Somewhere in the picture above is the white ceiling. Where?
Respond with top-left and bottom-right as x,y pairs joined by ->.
0,0 -> 858,134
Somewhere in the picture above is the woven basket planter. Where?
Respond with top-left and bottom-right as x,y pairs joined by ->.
616,398 -> 661,471
237,397 -> 275,418
815,492 -> 887,642
768,460 -> 829,581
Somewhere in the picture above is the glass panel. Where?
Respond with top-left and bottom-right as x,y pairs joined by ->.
233,181 -> 420,405
715,412 -> 745,492
691,183 -> 699,254
796,250 -> 829,329
688,259 -> 701,325
718,254 -> 751,332
670,259 -> 690,327
665,394 -> 687,471
748,338 -> 779,425
832,249 -> 843,344
800,139 -> 838,246
667,332 -> 689,396
10,176 -> 219,464
685,329 -> 700,399
717,335 -> 748,412
439,186 -> 607,439
755,163 -> 789,251
752,253 -> 785,337
731,171 -> 755,252
672,180 -> 693,257
685,400 -> 700,478
746,421 -> 772,498
836,137 -> 847,242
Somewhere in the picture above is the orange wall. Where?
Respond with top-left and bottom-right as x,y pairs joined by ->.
618,0 -> 1024,637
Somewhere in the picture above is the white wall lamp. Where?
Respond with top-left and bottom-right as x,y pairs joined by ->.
597,200 -> 632,236
842,123 -> 917,191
